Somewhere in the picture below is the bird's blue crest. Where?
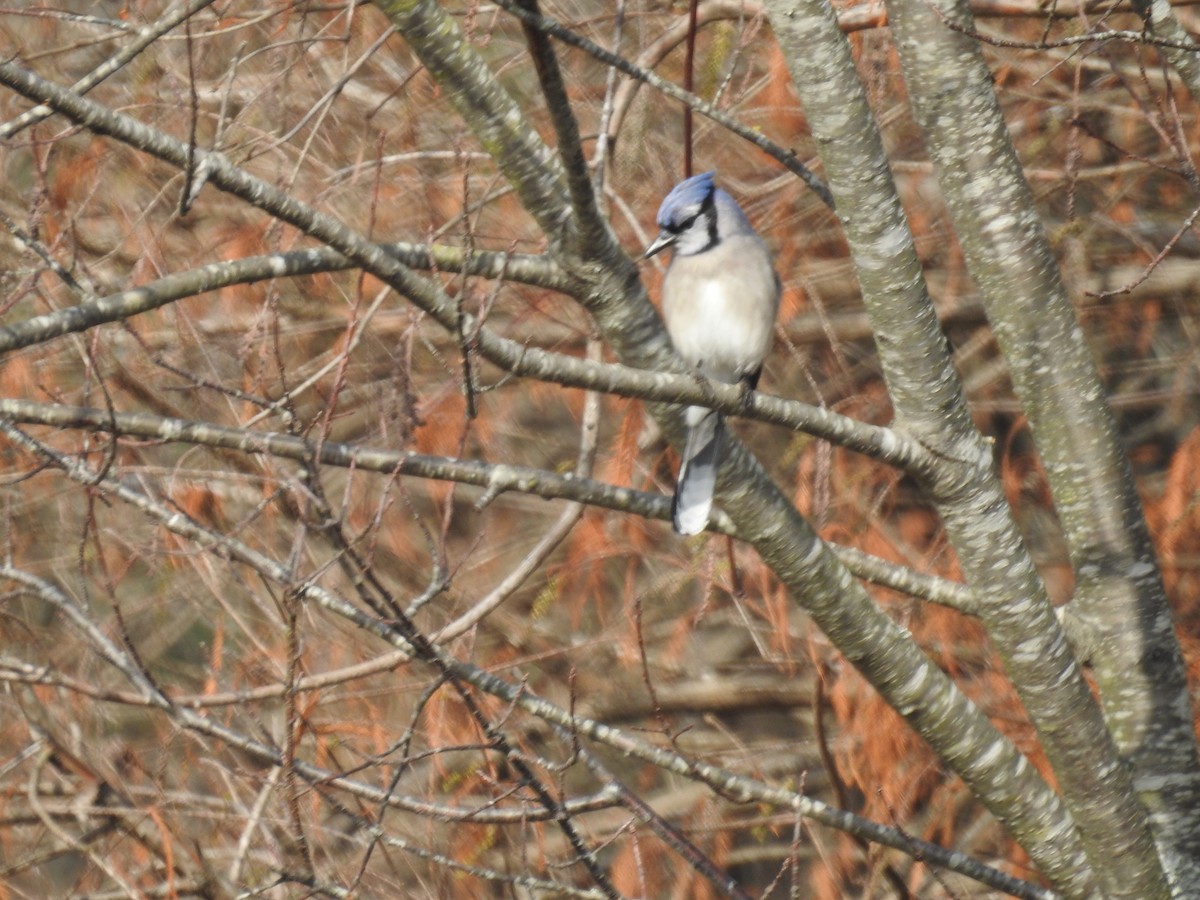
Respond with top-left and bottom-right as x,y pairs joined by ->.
656,171 -> 716,228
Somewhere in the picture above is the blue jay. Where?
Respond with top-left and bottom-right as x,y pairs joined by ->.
644,172 -> 780,535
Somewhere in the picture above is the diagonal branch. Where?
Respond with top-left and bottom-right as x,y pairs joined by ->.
0,244 -> 569,350
515,0 -> 612,253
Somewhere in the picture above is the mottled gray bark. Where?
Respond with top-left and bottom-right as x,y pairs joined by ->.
881,0 -> 1200,892
1139,0 -> 1200,104
765,0 -> 1177,895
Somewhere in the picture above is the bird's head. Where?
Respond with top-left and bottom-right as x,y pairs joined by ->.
644,171 -> 719,259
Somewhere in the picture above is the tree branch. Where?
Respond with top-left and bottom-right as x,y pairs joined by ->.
0,397 -> 970,612
764,0 -> 1147,893
881,0 -> 1200,888
0,244 -> 569,351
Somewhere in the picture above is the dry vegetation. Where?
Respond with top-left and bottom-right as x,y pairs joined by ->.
0,0 -> 1198,897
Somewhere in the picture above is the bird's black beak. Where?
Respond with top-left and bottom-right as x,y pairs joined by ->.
643,231 -> 675,260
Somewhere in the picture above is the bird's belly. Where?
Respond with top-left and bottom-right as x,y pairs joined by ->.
666,281 -> 772,383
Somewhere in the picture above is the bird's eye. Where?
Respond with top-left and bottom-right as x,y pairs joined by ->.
673,213 -> 699,232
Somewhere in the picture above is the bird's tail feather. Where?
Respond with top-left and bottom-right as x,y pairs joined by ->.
672,410 -> 724,535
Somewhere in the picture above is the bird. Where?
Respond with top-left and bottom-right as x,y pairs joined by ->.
644,172 -> 780,535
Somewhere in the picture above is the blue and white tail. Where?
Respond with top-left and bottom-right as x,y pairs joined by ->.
672,409 -> 724,535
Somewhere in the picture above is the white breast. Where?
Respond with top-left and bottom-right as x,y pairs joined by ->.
661,234 -> 779,384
